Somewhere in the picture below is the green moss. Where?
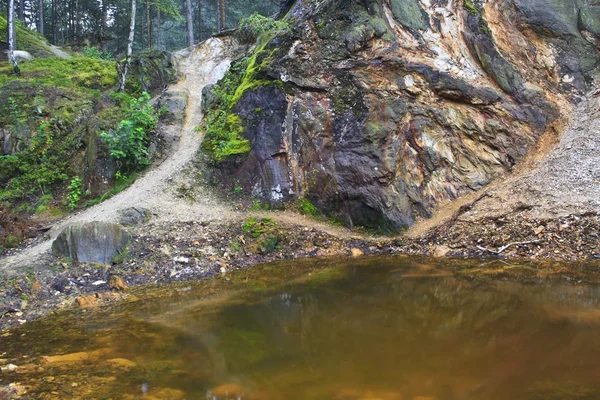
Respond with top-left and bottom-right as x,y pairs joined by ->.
463,0 -> 479,15
297,197 -> 320,217
4,235 -> 20,248
463,0 -> 493,39
201,35 -> 282,163
0,57 -> 117,89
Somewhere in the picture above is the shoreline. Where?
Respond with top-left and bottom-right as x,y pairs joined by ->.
2,214 -> 600,331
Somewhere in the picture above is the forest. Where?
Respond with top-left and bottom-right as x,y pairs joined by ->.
2,0 -> 280,54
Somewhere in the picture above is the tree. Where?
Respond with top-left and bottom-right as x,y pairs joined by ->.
197,0 -> 201,41
146,0 -> 151,48
38,0 -> 43,36
184,0 -> 193,46
119,0 -> 136,91
220,0 -> 225,31
7,0 -> 19,75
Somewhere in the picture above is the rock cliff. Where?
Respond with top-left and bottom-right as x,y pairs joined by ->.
204,0 -> 600,232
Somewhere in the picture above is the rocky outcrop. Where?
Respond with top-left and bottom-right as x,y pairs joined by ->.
205,0 -> 600,232
52,222 -> 131,264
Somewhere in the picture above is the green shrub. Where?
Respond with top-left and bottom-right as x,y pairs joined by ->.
100,92 -> 158,171
242,217 -> 281,254
66,176 -> 83,211
297,197 -> 320,217
83,46 -> 113,60
0,118 -> 74,201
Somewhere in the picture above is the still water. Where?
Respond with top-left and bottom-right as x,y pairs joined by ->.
3,257 -> 600,399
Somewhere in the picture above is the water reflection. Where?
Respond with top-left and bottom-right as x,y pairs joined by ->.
3,258 -> 600,399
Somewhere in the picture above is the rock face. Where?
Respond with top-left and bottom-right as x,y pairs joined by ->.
52,222 -> 131,264
206,0 -> 600,232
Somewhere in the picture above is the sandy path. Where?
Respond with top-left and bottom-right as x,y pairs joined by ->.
0,38 -> 237,272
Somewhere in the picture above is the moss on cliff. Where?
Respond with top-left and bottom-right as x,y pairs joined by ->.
202,20 -> 288,163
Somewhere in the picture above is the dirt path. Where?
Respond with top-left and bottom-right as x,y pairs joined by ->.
0,38 -> 238,273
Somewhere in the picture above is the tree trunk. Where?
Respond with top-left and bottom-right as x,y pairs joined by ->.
8,0 -> 19,75
185,0 -> 193,46
216,0 -> 220,32
220,0 -> 225,31
119,0 -> 136,92
18,0 -> 23,22
74,0 -> 79,42
38,0 -> 43,36
197,0 -> 201,41
52,0 -> 56,43
146,0 -> 150,48
156,7 -> 161,50
99,0 -> 106,49
140,0 -> 145,48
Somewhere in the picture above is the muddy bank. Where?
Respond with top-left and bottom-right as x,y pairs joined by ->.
2,213 -> 600,331
0,217 -> 384,331
402,212 -> 600,261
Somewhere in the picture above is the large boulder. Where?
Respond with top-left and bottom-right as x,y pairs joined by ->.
52,222 -> 131,264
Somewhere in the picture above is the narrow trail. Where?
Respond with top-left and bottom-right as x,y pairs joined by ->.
0,38 -> 237,272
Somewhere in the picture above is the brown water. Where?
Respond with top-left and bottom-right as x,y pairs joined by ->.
3,257 -> 600,399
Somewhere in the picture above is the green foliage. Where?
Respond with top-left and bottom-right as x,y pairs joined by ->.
238,13 -> 292,43
242,217 -> 281,254
242,217 -> 278,238
83,47 -> 113,60
0,118 -> 77,202
4,235 -> 20,249
66,177 -> 83,211
297,197 -> 320,217
100,92 -> 158,171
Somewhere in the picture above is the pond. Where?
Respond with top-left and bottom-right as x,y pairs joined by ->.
2,256 -> 600,399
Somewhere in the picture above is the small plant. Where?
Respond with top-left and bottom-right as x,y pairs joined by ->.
83,46 -> 113,60
242,217 -> 281,254
66,176 -> 83,211
233,185 -> 243,195
100,92 -> 158,171
297,197 -> 320,217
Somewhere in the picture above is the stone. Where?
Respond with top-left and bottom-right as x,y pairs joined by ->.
108,275 -> 128,291
351,248 -> 364,257
432,245 -> 451,258
118,207 -> 151,226
52,222 -> 131,264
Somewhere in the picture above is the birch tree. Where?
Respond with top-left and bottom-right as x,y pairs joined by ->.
7,0 -> 19,75
119,0 -> 136,91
